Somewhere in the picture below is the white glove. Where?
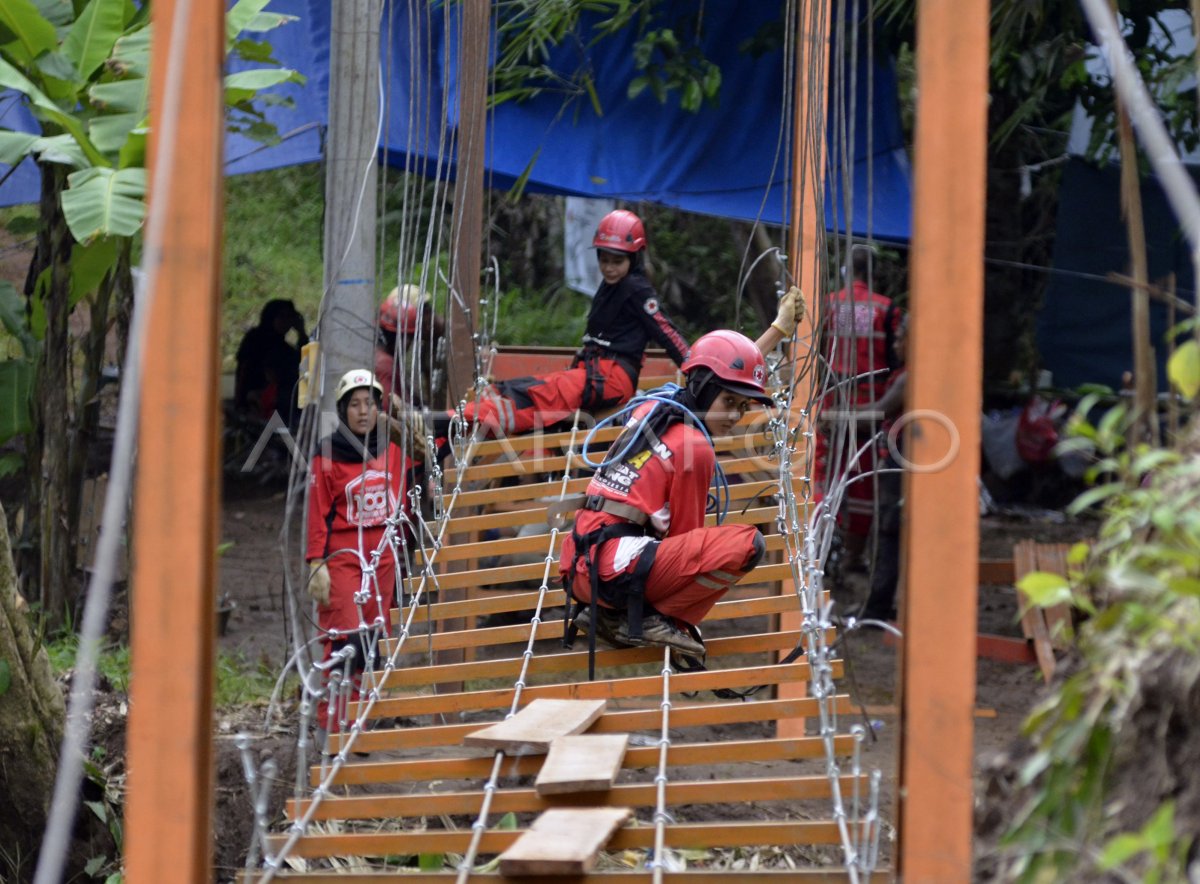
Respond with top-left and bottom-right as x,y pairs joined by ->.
771,286 -> 806,336
308,561 -> 331,606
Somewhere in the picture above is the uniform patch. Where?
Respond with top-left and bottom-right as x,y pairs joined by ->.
753,363 -> 766,385
643,298 -> 659,315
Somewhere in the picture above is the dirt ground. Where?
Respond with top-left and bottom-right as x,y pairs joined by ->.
210,478 -> 1096,877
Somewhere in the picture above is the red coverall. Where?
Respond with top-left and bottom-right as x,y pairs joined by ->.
455,270 -> 690,437
559,410 -> 763,627
307,439 -> 411,731
813,279 -> 898,537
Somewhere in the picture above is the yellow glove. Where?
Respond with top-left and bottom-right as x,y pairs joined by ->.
771,286 -> 806,336
387,394 -> 428,462
307,561 -> 331,606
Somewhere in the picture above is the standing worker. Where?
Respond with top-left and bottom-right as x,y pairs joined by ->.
813,244 -> 901,571
374,284 -> 445,409
559,330 -> 776,655
305,369 -> 421,748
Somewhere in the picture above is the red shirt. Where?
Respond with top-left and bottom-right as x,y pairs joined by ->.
827,280 -> 896,404
561,407 -> 715,580
306,441 -> 411,562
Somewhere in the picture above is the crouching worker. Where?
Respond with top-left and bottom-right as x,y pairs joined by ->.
306,369 -> 423,750
559,330 -> 772,660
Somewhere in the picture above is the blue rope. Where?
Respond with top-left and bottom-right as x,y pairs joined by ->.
580,384 -> 731,524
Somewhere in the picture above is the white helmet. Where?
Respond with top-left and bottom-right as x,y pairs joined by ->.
334,368 -> 383,404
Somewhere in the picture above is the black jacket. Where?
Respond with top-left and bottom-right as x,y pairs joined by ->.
581,271 -> 689,367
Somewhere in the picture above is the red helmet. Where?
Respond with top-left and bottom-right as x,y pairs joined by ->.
379,287 -> 421,334
593,209 -> 646,253
681,330 -> 771,403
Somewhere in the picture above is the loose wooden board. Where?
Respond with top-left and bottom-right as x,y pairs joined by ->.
535,733 -> 629,795
463,698 -> 607,753
498,807 -> 632,876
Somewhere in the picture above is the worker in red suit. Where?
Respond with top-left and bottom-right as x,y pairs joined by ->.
427,209 -> 690,448
813,245 -> 901,570
306,368 -> 421,747
559,330 -> 775,657
373,284 -> 445,408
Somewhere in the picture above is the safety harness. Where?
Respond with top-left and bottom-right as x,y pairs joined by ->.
571,344 -> 640,412
561,387 -> 705,678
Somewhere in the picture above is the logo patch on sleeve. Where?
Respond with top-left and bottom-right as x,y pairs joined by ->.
643,298 -> 659,315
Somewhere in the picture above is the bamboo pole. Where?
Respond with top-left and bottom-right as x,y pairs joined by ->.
897,0 -> 988,879
1112,19 -> 1159,446
124,0 -> 224,879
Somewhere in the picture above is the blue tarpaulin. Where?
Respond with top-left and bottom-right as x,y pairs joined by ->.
1,0 -> 911,239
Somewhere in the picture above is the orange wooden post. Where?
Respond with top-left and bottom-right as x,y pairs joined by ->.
896,0 -> 988,879
777,0 -> 831,740
124,0 -> 224,880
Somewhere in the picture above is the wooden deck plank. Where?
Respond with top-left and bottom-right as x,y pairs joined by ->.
443,457 -> 782,508
404,548 -> 790,594
260,820 -> 848,863
384,590 -> 816,652
328,696 -> 851,753
414,522 -> 791,567
356,660 -> 810,719
374,628 -> 830,691
1013,540 -> 1057,682
434,479 -> 794,535
311,735 -> 855,787
1038,543 -> 1074,651
463,698 -> 607,753
499,807 -> 632,875
536,734 -> 630,795
289,774 -> 861,821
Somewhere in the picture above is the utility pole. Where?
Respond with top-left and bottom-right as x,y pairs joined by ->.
320,0 -> 382,412
445,0 -> 489,407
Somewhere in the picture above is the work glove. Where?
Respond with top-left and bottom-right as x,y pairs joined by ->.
771,285 -> 806,336
387,394 -> 429,462
307,560 -> 331,606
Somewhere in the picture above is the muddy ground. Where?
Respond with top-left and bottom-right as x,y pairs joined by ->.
206,477 -> 1095,880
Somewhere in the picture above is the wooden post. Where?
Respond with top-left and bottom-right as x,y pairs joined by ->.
445,0 -> 488,407
124,0 -> 224,880
897,0 -> 988,879
778,0 -> 831,740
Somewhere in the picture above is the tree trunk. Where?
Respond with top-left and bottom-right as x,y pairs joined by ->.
0,500 -> 66,878
22,162 -> 79,628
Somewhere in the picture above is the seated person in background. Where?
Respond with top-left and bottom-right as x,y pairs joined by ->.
560,330 -> 775,657
235,298 -> 308,424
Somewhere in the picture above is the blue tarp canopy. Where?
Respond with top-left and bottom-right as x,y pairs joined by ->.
1,0 -> 911,239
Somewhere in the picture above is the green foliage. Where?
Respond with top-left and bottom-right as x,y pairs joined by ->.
492,1 -> 724,113
221,163 -> 325,363
42,632 -> 281,710
490,284 -> 590,348
213,650 -> 282,709
1000,400 -> 1200,882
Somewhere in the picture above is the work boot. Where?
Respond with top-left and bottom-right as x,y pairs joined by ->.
617,614 -> 706,657
573,605 -> 632,648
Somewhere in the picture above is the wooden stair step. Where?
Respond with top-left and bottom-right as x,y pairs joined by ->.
463,698 -> 608,753
499,807 -> 633,876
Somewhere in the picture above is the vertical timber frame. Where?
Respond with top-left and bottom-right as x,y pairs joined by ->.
897,0 -> 988,879
778,0 -> 830,740
445,0 -> 489,406
125,0 -> 224,880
